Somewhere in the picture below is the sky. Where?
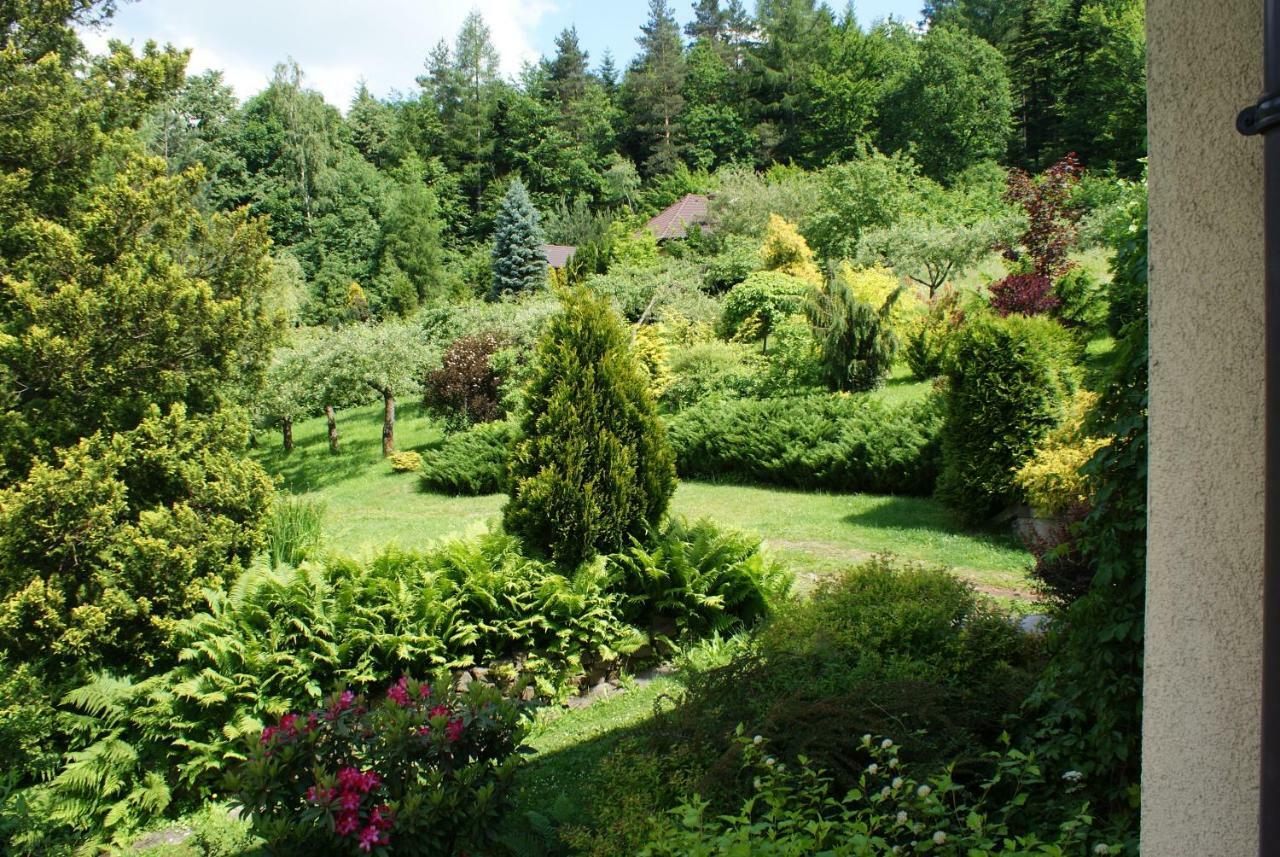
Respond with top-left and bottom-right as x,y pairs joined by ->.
79,0 -> 923,110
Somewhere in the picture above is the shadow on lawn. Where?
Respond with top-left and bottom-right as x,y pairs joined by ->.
841,496 -> 1024,552
253,413 -> 444,494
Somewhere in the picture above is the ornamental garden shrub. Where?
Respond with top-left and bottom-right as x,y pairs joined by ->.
718,271 -> 812,352
660,340 -> 763,411
418,420 -> 519,495
228,678 -> 527,857
759,214 -> 823,285
1014,390 -> 1110,517
666,394 -> 942,495
807,270 -> 899,392
489,178 -> 546,300
937,312 -> 1080,526
988,272 -> 1060,317
264,495 -> 326,569
901,286 -> 965,380
0,405 -> 273,678
505,287 -> 677,566
570,560 -> 1043,855
1052,266 -> 1109,330
422,331 -> 510,429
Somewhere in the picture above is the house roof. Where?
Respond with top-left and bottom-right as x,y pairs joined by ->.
540,244 -> 577,269
644,193 -> 711,241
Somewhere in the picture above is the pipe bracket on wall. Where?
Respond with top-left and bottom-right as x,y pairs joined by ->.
1239,93 -> 1280,135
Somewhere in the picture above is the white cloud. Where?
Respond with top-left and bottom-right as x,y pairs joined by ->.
79,0 -> 559,109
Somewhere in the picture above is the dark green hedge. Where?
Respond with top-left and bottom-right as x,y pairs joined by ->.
418,420 -> 518,496
665,394 -> 942,495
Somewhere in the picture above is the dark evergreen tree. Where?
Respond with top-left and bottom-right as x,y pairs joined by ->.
624,0 -> 688,174
597,49 -> 620,93
546,26 -> 591,105
489,177 -> 546,299
347,81 -> 399,169
504,287 -> 677,566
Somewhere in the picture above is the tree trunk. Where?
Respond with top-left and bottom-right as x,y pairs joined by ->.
325,404 -> 340,455
381,388 -> 395,457
282,418 -> 294,453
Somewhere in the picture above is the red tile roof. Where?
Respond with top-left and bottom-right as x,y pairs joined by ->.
643,193 -> 711,241
540,243 -> 577,269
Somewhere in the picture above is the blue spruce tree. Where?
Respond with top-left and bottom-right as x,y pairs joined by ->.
490,177 -> 547,299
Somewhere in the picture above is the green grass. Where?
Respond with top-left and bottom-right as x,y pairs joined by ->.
254,402 -> 1034,597
870,361 -> 932,407
951,247 -> 1112,293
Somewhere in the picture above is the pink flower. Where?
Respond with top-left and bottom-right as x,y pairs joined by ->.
306,713 -> 319,732
259,726 -> 277,745
386,677 -> 411,708
335,809 -> 360,836
279,713 -> 299,734
430,704 -> 450,720
340,790 -> 362,811
446,718 -> 465,743
417,683 -> 432,699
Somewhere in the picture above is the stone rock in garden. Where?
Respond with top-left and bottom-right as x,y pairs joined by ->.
453,670 -> 474,692
520,685 -> 536,702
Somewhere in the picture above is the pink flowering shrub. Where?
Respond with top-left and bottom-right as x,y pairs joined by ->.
227,677 -> 527,856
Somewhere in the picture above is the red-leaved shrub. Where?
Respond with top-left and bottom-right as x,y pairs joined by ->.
424,332 -> 509,428
989,274 -> 1060,317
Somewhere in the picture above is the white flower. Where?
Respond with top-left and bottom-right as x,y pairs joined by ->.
889,757 -> 900,769
917,785 -> 932,798
862,733 -> 872,746
896,811 -> 908,825
933,831 -> 947,845
892,777 -> 904,789
866,763 -> 879,775
881,738 -> 894,749
880,786 -> 891,798
1093,846 -> 1110,855
891,848 -> 901,855
764,756 -> 776,767
1062,770 -> 1084,783
753,735 -> 763,745
753,777 -> 761,790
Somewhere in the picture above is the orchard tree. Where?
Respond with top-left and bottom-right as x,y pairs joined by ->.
258,344 -> 320,452
329,322 -> 429,456
505,287 -> 676,566
858,217 -> 1003,298
490,177 -> 547,299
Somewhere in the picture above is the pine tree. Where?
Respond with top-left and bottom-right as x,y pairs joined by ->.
504,287 -> 677,566
626,0 -> 687,174
597,50 -> 620,93
547,26 -> 590,105
490,177 -> 547,299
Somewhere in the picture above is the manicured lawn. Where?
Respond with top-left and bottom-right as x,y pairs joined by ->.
254,402 -> 1034,598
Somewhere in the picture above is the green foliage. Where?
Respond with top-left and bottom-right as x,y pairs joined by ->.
0,658 -> 58,783
489,178 -> 547,299
0,405 -> 274,677
667,394 -> 942,495
880,26 -> 1014,181
577,560 -> 1043,852
806,151 -> 923,262
228,680 -> 527,857
1053,266 -> 1108,330
639,732 -> 1109,855
900,287 -> 969,381
807,269 -> 899,392
937,313 -> 1080,526
702,235 -> 762,294
505,288 -> 677,565
607,517 -> 789,639
718,272 -> 811,352
661,341 -> 764,411
265,496 -> 326,569
0,154 -> 285,478
1023,190 -> 1148,836
1105,180 -> 1147,337
419,420 -> 519,496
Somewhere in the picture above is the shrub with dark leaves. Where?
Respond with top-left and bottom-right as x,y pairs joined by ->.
423,331 -> 509,428
988,273 -> 1060,317
1024,503 -> 1095,605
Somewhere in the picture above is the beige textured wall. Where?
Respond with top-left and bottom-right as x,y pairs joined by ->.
1144,0 -> 1265,853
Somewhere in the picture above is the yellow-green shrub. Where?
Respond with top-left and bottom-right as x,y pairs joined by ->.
759,214 -> 823,285
834,262 -> 921,334
389,450 -> 424,472
1015,391 -> 1110,515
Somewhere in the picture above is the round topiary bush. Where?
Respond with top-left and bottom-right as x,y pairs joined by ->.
504,287 -> 677,566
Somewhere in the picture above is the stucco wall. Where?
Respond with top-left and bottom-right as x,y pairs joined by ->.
1144,0 -> 1265,853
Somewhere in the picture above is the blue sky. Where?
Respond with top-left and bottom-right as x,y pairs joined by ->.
81,1 -> 923,109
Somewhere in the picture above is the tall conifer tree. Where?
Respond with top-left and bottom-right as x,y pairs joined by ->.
490,177 -> 546,299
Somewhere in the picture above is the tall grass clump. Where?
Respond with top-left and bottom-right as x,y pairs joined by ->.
265,496 -> 326,569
